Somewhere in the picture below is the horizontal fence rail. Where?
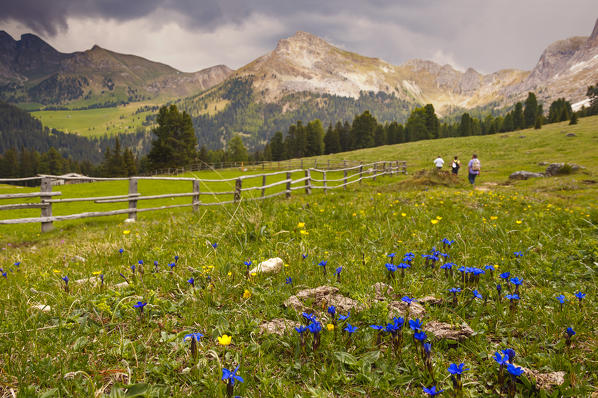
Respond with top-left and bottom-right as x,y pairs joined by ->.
0,161 -> 407,232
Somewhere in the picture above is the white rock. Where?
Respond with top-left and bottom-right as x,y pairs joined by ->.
73,277 -> 100,286
32,304 -> 51,312
114,282 -> 130,289
124,218 -> 136,223
70,255 -> 86,263
249,257 -> 284,274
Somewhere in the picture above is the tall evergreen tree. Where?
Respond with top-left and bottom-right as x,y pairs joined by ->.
148,104 -> 197,169
523,92 -> 538,128
323,125 -> 341,154
423,104 -> 440,139
305,120 -> 324,156
512,102 -> 524,130
270,131 -> 286,161
350,111 -> 377,149
374,125 -> 386,146
459,113 -> 473,136
227,135 -> 248,162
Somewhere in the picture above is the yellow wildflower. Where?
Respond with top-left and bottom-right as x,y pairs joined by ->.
227,272 -> 232,276
217,335 -> 232,346
401,212 -> 406,217
436,216 -> 442,220
243,289 -> 251,299
490,216 -> 498,220
516,220 -> 522,224
352,213 -> 357,217
251,272 -> 257,277
300,230 -> 309,235
431,219 -> 439,224
297,222 -> 305,228
92,271 -> 102,276
53,269 -> 61,274
123,230 -> 130,235
327,324 -> 335,331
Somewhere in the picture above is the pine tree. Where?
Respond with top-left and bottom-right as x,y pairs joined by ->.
523,92 -> 538,128
270,131 -> 286,161
323,125 -> 341,154
305,120 -> 324,156
459,113 -> 473,136
534,115 -> 543,129
374,125 -> 386,146
569,112 -> 578,125
148,104 -> 197,169
512,102 -> 524,130
351,111 -> 377,149
423,104 -> 440,139
123,148 -> 137,176
227,135 -> 248,162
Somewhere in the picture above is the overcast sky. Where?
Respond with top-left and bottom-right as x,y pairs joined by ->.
1,0 -> 597,73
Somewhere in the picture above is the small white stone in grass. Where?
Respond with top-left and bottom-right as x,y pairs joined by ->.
249,257 -> 283,274
32,304 -> 51,312
114,282 -> 129,289
124,218 -> 136,223
70,255 -> 86,263
73,277 -> 100,286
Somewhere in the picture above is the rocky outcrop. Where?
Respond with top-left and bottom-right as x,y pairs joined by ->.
259,318 -> 300,336
509,171 -> 545,180
284,285 -> 363,314
423,321 -> 474,341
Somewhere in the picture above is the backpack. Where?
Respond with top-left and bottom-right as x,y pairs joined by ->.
471,158 -> 481,171
452,161 -> 460,169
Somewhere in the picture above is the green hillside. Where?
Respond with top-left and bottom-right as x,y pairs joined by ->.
0,116 -> 596,396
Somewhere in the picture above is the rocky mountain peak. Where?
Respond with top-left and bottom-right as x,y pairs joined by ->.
589,18 -> 598,45
274,31 -> 331,53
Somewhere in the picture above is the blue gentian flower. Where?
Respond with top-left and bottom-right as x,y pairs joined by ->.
387,253 -> 396,261
505,294 -> 520,301
119,248 -> 124,254
473,290 -> 483,299
211,243 -> 218,249
308,322 -> 322,334
138,260 -> 143,265
295,325 -> 308,334
14,262 -> 20,267
496,284 -> 502,294
344,324 -> 358,334
334,266 -> 343,275
566,327 -> 575,337
370,325 -> 385,331
393,317 -> 405,329
499,272 -> 510,280
301,253 -> 308,260
133,301 -> 147,309
302,312 -> 316,323
184,332 -> 204,341
327,306 -> 336,317
385,263 -> 397,272
485,265 -> 495,271
423,385 -> 444,396
130,264 -> 136,272
318,260 -> 327,267
556,295 -> 566,304
168,262 -> 176,269
510,277 -> 523,286
174,255 -> 179,262
222,365 -> 244,386
338,311 -> 350,321
61,276 -> 69,284
513,251 -> 524,258
187,277 -> 195,287
423,342 -> 432,355
2,271 -> 7,278
414,331 -> 427,342
493,352 -> 508,366
501,348 -> 516,362
401,296 -> 416,304
409,318 -> 423,331
447,363 -> 469,375
506,364 -> 524,377
449,287 -> 461,294
574,292 -> 585,301
441,262 -> 455,270
285,277 -> 292,285
397,262 -> 411,270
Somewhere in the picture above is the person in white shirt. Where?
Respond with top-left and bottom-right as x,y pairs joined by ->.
433,156 -> 444,169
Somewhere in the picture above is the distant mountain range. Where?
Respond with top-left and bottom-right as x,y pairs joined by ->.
0,31 -> 232,105
1,18 -> 597,149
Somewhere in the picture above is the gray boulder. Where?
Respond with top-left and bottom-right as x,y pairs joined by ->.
509,171 -> 544,180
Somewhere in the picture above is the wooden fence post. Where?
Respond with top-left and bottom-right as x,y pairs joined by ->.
40,177 -> 53,233
234,178 -> 242,202
301,159 -> 303,169
343,169 -> 348,190
286,172 -> 291,199
323,171 -> 328,194
261,175 -> 267,197
373,163 -> 377,181
305,169 -> 311,195
359,163 -> 363,184
128,177 -> 138,221
314,160 -> 317,168
192,179 -> 200,211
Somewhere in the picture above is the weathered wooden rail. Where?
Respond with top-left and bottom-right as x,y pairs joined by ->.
0,161 -> 406,232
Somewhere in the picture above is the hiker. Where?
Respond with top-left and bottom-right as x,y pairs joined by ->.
451,156 -> 461,175
433,155 -> 444,170
468,154 -> 481,186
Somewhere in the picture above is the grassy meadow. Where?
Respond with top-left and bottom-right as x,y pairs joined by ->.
0,117 -> 597,397
30,103 -> 157,137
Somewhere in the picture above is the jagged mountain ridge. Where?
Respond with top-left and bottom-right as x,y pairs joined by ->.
0,31 -> 233,105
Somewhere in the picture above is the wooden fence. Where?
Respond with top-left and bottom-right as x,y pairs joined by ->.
0,161 -> 406,232
149,159 -> 378,176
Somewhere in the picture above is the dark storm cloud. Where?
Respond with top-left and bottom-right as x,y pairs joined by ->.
1,0 -> 596,72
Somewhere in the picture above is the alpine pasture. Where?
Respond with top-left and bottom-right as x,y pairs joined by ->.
0,117 -> 597,397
